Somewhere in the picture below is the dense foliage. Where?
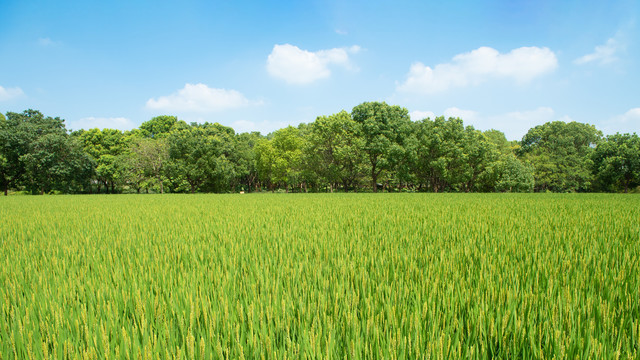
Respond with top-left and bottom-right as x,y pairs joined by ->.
1,194 -> 638,358
1,102 -> 638,194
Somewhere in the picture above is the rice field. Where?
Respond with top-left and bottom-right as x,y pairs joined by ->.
0,193 -> 639,359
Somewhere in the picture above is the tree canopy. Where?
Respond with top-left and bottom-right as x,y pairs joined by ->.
0,105 -> 637,195
518,121 -> 602,192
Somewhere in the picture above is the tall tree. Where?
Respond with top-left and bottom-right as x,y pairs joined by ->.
483,129 -> 517,156
255,126 -> 304,192
591,133 -> 640,192
518,121 -> 602,192
305,111 -> 365,192
255,137 -> 276,191
351,102 -> 411,192
130,137 -> 169,194
271,126 -> 303,192
139,115 -> 178,138
20,133 -> 93,194
73,128 -> 128,193
0,110 -> 92,194
167,122 -> 236,193
233,132 -> 263,192
0,113 -> 10,195
461,127 -> 502,192
494,154 -> 535,192
412,117 -> 468,192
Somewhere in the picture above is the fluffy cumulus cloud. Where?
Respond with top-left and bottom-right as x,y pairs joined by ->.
410,108 -> 479,122
146,83 -> 253,112
484,107 -> 559,140
574,32 -> 625,66
620,108 -> 640,121
409,110 -> 435,121
267,44 -> 360,84
0,85 -> 24,101
68,117 -> 136,131
231,119 -> 291,135
443,107 -> 479,122
602,108 -> 640,134
397,46 -> 558,94
409,107 -> 567,140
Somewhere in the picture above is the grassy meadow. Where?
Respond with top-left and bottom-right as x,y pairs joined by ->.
0,194 -> 639,359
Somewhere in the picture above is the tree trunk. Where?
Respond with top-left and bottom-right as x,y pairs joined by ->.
158,176 -> 164,194
371,164 -> 378,193
3,183 -> 7,196
624,181 -> 629,193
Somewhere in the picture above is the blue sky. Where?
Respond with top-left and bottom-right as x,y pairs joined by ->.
0,0 -> 638,140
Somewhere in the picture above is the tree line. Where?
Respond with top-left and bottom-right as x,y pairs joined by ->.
1,102 -> 638,195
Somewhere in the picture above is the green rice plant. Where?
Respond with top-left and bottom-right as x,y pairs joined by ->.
0,193 -> 638,359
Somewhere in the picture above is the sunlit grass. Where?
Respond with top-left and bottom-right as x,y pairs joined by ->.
1,194 -> 638,359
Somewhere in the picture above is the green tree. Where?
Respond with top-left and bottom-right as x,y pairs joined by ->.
459,127 -> 502,192
167,122 -> 236,193
21,133 -> 93,194
412,117 -> 468,192
271,126 -> 303,192
139,115 -> 178,138
592,133 -> 640,192
130,137 -> 169,194
305,111 -> 365,192
255,137 -> 276,191
518,121 -> 602,192
255,126 -> 303,192
0,113 -> 10,195
0,110 -> 94,195
351,102 -> 411,192
233,132 -> 263,192
483,129 -> 517,156
494,154 -> 535,192
73,128 -> 129,193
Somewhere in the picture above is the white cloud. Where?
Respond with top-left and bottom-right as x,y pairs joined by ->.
231,119 -> 291,135
0,85 -> 24,101
485,107 -> 558,140
266,44 -> 360,84
574,37 -> 623,65
409,110 -> 435,121
443,107 -> 479,122
397,46 -> 558,94
602,108 -> 640,134
37,37 -> 60,47
411,107 -> 566,140
621,108 -> 640,121
69,117 -> 136,131
146,83 -> 254,112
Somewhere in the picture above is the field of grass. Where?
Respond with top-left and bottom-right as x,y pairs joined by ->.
0,194 -> 639,359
